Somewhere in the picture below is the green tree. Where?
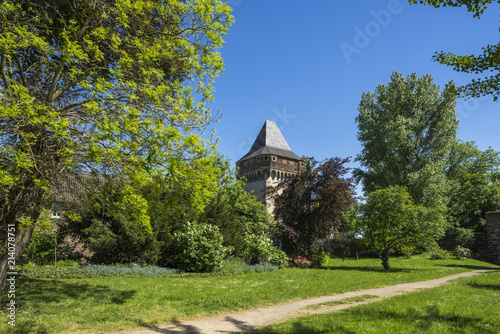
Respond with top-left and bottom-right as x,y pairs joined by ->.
354,72 -> 458,210
65,177 -> 162,265
0,0 -> 232,296
446,140 -> 500,231
410,0 -> 500,100
359,186 -> 447,270
199,174 -> 274,258
268,157 -> 356,256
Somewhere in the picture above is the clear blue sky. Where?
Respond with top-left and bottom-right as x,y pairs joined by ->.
210,1 -> 499,180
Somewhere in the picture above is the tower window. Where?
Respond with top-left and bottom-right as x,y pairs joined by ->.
264,156 -> 268,161
272,156 -> 276,161
51,204 -> 62,218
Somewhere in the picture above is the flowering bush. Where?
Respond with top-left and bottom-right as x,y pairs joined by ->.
168,222 -> 229,273
292,256 -> 312,268
453,246 -> 472,259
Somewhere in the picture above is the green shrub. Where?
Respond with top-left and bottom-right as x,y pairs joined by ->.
55,260 -> 79,268
168,222 -> 229,272
454,227 -> 475,249
430,248 -> 450,260
218,258 -> 279,275
242,234 -> 288,268
309,249 -> 330,267
20,227 -> 55,265
453,246 -> 472,259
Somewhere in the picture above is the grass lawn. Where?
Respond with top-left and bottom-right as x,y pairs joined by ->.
0,257 -> 497,333
252,270 -> 500,334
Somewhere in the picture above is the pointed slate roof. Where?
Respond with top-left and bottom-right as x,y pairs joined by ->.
238,120 -> 300,161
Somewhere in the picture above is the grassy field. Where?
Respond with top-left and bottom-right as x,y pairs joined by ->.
1,257 -> 497,333
252,270 -> 500,334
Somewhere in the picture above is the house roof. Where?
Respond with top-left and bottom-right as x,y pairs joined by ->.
238,120 -> 301,161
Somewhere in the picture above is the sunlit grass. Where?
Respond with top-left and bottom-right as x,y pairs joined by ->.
0,257 -> 496,333
253,270 -> 500,334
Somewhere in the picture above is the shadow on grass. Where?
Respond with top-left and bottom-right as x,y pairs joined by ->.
16,279 -> 136,306
439,264 -> 500,270
319,266 -> 413,273
468,282 -> 500,291
2,319 -> 51,334
137,324 -> 202,334
251,305 -> 488,334
132,317 -> 253,334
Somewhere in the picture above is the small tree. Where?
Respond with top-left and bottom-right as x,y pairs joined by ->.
359,186 -> 447,270
268,157 -> 355,256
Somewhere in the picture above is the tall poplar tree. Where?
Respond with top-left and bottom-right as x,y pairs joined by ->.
0,0 -> 232,296
354,72 -> 458,209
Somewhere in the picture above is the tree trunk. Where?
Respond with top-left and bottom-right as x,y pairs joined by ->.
0,181 -> 45,302
381,250 -> 390,270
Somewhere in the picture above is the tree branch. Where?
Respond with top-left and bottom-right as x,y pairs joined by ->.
0,55 -> 10,94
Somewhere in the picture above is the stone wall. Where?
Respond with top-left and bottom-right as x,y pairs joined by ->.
485,211 -> 500,265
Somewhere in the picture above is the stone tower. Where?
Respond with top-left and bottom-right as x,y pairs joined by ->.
236,120 -> 304,213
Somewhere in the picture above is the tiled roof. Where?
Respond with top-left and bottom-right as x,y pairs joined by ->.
238,120 -> 300,161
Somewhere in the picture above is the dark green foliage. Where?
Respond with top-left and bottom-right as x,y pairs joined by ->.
454,227 -> 476,248
65,179 -> 161,265
20,227 -> 55,265
446,141 -> 500,232
358,186 -> 447,270
198,169 -> 280,262
307,248 -> 330,267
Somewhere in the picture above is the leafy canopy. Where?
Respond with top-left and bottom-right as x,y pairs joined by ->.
446,140 -> 500,231
359,185 -> 447,270
0,0 -> 233,225
354,72 -> 458,209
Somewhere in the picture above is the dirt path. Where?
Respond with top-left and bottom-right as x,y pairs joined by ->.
116,268 -> 495,334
